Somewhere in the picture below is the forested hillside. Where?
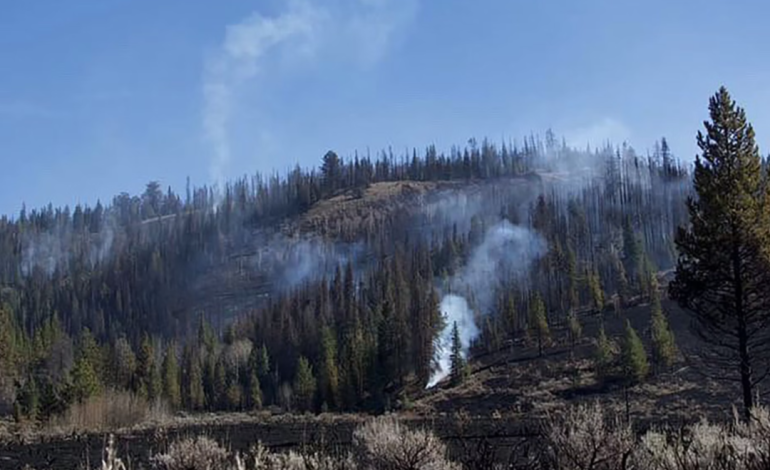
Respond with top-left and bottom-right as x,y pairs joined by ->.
0,133 -> 691,419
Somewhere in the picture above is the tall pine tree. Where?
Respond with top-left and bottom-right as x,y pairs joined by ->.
670,87 -> 770,419
162,342 -> 181,409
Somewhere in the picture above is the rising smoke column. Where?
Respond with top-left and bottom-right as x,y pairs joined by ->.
428,295 -> 478,388
202,0 -> 418,186
427,220 -> 547,388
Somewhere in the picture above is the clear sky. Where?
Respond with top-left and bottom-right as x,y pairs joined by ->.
1,0 -> 768,216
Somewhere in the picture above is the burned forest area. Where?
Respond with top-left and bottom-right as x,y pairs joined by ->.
3,87 -> 770,470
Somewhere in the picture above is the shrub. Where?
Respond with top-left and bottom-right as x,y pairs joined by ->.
545,402 -> 634,470
152,438 -> 355,470
152,436 -> 230,470
545,403 -> 770,470
352,416 -> 460,470
637,407 -> 770,470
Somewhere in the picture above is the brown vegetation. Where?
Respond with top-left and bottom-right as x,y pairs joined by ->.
46,391 -> 168,435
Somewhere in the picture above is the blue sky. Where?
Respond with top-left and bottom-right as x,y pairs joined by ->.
1,0 -> 768,216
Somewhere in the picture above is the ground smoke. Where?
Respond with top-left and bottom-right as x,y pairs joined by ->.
427,220 -> 546,388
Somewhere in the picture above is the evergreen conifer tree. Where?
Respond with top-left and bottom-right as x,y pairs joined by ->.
595,326 -> 613,378
587,269 -> 605,313
449,321 -> 469,386
650,289 -> 677,372
620,320 -> 649,384
670,87 -> 770,419
294,356 -> 316,413
318,326 -> 340,410
567,311 -> 582,355
162,343 -> 181,408
249,369 -> 262,410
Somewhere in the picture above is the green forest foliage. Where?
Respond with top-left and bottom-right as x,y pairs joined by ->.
0,131 -> 692,419
620,320 -> 649,385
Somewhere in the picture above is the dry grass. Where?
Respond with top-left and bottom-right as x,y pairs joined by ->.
47,391 -> 169,434
247,443 -> 355,470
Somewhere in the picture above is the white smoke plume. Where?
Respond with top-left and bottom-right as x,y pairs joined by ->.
204,0 -> 324,185
427,220 -> 547,388
203,0 -> 418,185
427,295 -> 478,388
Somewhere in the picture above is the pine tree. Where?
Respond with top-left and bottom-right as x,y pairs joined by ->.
620,320 -> 649,384
70,354 -> 100,402
638,254 -> 656,301
225,380 -> 242,411
566,244 -> 580,311
377,281 -> 399,392
111,337 -> 136,390
615,262 -> 630,309
38,378 -> 66,420
213,359 -> 227,410
79,328 -> 104,386
16,376 -> 39,421
341,317 -> 366,408
197,316 -> 217,353
528,293 -> 550,357
203,354 -> 218,410
622,218 -> 643,287
0,306 -> 20,399
484,317 -> 502,354
249,369 -> 262,410
594,326 -> 613,378
587,269 -> 605,313
567,311 -> 582,355
149,362 -> 162,403
669,87 -> 770,419
162,343 -> 181,409
257,344 -> 270,379
502,293 -> 518,336
294,356 -> 316,413
136,334 -> 155,400
183,348 -> 204,411
449,322 -> 469,386
321,151 -> 342,195
318,326 -> 340,410
650,290 -> 677,372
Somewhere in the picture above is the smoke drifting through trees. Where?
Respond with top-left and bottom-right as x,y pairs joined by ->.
21,213 -> 117,276
0,132 -> 691,416
429,221 -> 546,387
